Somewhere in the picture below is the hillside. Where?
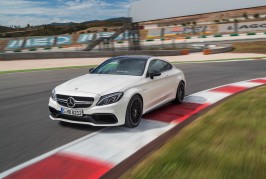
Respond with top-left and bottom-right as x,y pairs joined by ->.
0,17 -> 131,38
0,26 -> 14,33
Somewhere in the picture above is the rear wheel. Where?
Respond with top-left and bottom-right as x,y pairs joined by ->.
125,95 -> 143,128
173,82 -> 185,104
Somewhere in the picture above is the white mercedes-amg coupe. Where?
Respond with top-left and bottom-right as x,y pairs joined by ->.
48,56 -> 186,128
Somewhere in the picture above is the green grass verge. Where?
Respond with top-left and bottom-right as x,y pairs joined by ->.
0,65 -> 96,75
172,57 -> 266,64
122,86 -> 266,179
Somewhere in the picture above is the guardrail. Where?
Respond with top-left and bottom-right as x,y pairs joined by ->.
203,44 -> 234,55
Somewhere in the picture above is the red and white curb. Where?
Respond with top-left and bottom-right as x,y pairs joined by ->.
1,77 -> 266,179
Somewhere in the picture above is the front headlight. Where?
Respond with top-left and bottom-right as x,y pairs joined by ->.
96,92 -> 123,106
51,89 -> 56,101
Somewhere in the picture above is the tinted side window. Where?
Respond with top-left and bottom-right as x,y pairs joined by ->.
148,60 -> 172,73
160,60 -> 172,72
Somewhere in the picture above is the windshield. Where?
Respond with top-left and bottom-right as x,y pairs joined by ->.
91,58 -> 147,76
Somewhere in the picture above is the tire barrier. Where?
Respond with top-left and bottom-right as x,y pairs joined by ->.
203,49 -> 212,55
213,34 -> 223,37
180,49 -> 190,55
247,32 -> 256,35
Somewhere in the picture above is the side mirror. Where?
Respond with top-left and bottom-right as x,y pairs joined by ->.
89,68 -> 95,73
148,70 -> 161,79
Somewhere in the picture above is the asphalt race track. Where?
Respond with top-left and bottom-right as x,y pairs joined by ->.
1,60 -> 266,172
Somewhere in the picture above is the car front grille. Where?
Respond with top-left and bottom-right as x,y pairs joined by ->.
49,107 -> 118,124
56,94 -> 94,108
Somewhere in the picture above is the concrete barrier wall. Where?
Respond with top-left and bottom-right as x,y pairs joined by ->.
0,49 -> 202,60
0,44 -> 232,60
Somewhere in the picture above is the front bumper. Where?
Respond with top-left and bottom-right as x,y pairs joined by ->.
48,97 -> 127,126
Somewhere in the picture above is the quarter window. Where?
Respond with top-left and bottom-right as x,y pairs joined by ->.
148,59 -> 172,73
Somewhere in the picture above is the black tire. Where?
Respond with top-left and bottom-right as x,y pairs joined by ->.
173,82 -> 185,104
125,95 -> 143,128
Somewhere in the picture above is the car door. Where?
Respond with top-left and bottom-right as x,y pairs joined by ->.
158,60 -> 178,99
141,59 -> 174,111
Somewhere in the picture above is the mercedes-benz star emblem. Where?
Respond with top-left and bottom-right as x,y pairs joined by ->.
67,97 -> 75,108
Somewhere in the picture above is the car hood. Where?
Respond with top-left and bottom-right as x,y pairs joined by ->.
56,74 -> 142,95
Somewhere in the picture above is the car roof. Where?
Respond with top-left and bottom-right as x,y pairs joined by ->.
111,55 -> 153,61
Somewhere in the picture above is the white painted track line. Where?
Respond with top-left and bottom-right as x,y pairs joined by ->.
62,120 -> 175,164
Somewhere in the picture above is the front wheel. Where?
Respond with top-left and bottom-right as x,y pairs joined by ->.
173,82 -> 185,104
124,95 -> 143,128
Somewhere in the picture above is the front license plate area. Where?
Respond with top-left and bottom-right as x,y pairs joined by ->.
61,108 -> 83,117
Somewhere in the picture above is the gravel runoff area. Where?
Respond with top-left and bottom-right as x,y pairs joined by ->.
0,52 -> 265,72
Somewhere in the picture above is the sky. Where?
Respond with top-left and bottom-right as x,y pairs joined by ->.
131,0 -> 265,23
0,0 -> 134,27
